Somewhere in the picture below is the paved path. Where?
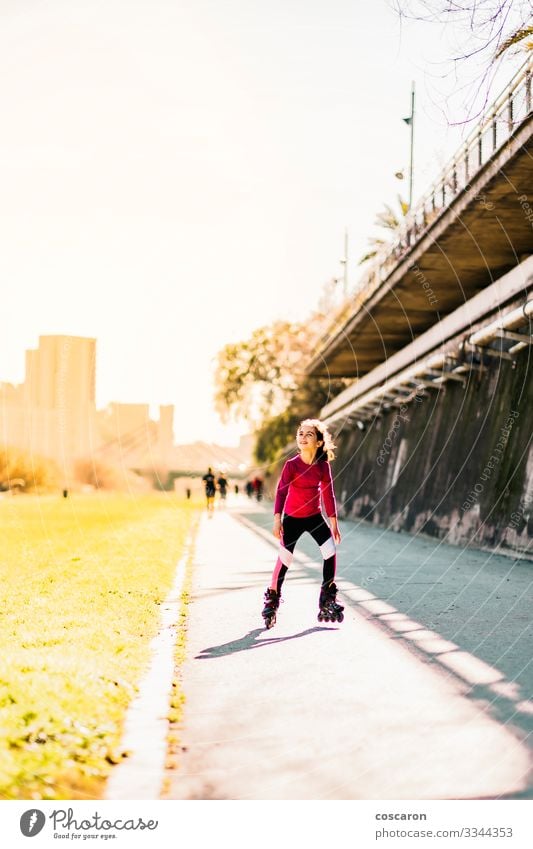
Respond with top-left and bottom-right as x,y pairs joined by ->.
243,501 -> 533,737
163,505 -> 531,800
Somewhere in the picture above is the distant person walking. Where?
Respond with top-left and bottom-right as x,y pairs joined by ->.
202,467 -> 216,515
261,419 -> 343,629
252,476 -> 263,501
217,472 -> 228,506
245,480 -> 254,499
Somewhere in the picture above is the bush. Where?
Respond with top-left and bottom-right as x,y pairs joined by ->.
0,447 -> 59,492
73,458 -> 151,491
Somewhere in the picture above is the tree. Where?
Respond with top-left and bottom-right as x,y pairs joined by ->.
253,378 -> 344,466
214,320 -> 312,426
0,447 -> 59,492
392,1 -> 532,122
495,23 -> 533,56
214,314 -> 348,465
393,1 -> 532,61
359,194 -> 410,264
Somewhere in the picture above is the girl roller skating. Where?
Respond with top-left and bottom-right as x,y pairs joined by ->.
261,418 -> 344,628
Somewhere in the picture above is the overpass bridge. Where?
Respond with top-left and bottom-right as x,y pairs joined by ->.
307,57 -> 532,379
304,57 -> 533,556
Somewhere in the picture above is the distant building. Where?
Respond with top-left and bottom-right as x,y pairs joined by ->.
1,334 -> 250,489
95,402 -> 175,471
2,335 -> 97,470
25,335 -> 95,411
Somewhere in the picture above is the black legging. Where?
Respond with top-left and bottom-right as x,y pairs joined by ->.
271,513 -> 336,595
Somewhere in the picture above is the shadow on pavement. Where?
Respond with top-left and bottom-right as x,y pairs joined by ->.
195,626 -> 337,659
232,507 -> 533,778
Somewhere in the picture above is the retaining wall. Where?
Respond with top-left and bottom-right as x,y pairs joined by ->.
333,349 -> 533,557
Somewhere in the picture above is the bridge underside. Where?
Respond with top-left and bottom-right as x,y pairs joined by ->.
308,114 -> 533,378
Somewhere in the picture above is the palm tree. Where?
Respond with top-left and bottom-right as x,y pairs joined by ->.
495,25 -> 533,57
359,194 -> 410,265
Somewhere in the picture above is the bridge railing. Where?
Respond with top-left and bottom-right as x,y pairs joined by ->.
318,55 -> 533,349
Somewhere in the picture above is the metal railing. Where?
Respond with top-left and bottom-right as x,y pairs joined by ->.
318,55 -> 533,351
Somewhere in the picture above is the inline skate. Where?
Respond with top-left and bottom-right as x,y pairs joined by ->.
318,582 -> 344,623
262,587 -> 280,629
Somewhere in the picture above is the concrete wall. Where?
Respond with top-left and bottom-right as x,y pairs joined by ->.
333,349 -> 533,557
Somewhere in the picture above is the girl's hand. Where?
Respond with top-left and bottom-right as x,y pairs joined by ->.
330,518 -> 341,545
273,515 -> 282,539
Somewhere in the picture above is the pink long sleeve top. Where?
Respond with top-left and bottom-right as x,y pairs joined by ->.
274,455 -> 337,519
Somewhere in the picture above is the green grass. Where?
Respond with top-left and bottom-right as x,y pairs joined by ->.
0,492 -> 200,800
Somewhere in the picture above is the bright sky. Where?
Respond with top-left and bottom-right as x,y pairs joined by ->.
1,0 -> 527,444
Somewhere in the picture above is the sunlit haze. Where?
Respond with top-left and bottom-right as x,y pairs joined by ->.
1,0 -> 525,443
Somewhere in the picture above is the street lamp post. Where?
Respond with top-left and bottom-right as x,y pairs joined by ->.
402,81 -> 416,208
340,227 -> 348,299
